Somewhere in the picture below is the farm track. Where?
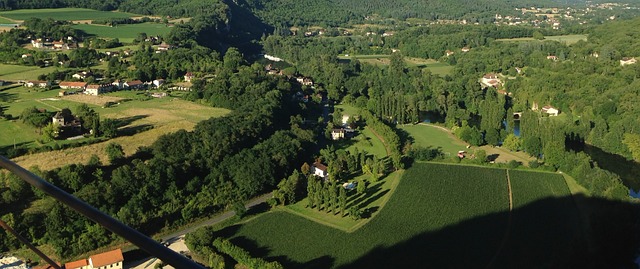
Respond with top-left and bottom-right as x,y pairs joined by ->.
486,169 -> 513,268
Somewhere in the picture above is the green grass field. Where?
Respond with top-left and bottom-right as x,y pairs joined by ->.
73,23 -> 171,43
495,170 -> 581,267
496,34 -> 588,45
0,16 -> 17,23
216,163 -> 510,268
399,124 -> 467,157
338,54 -> 453,75
0,8 -> 137,21
0,64 -> 61,81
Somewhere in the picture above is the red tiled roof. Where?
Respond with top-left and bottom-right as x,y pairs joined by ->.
65,259 -> 88,269
59,81 -> 87,87
86,84 -> 101,89
89,249 -> 123,268
127,80 -> 143,86
483,73 -> 497,79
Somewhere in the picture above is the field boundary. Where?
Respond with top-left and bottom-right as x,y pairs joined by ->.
485,169 -> 513,268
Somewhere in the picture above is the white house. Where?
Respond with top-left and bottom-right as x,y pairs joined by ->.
331,128 -> 346,140
541,105 -> 559,116
480,73 -> 502,88
184,72 -> 194,82
25,80 -> 50,88
312,161 -> 329,179
85,84 -> 110,96
620,57 -> 637,66
153,79 -> 165,87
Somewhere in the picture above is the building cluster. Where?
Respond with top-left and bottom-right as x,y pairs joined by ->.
65,248 -> 124,269
30,36 -> 78,50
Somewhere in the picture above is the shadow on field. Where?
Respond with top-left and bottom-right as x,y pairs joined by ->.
113,115 -> 149,128
118,124 -> 154,137
581,144 -> 640,192
217,195 -> 639,269
339,195 -> 639,269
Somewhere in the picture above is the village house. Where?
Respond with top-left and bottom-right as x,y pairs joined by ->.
156,43 -> 173,53
85,84 -> 111,96
124,80 -> 144,89
25,80 -> 50,88
296,77 -> 314,86
480,73 -> 502,88
546,55 -> 559,61
620,57 -> 637,66
52,40 -> 70,50
541,105 -> 559,116
445,50 -> 455,57
153,79 -> 165,87
184,72 -> 194,82
72,71 -> 93,80
331,128 -> 346,140
65,249 -> 123,269
312,161 -> 329,179
59,81 -> 88,90
461,47 -> 470,52
111,80 -> 124,89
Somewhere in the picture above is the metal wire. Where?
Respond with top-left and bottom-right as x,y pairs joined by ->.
0,155 -> 205,269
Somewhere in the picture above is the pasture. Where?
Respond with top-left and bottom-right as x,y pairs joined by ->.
1,87 -> 230,169
338,54 -> 453,75
496,34 -> 588,45
73,23 -> 171,43
399,123 -> 467,157
216,163 -> 512,268
0,64 -> 60,81
0,16 -> 17,23
0,8 -> 137,21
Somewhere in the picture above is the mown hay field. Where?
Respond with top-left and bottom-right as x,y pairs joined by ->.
72,23 -> 171,43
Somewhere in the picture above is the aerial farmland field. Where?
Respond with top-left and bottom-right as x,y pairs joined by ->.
0,8 -> 137,21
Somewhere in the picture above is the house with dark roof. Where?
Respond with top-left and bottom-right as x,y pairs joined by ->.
312,161 -> 329,179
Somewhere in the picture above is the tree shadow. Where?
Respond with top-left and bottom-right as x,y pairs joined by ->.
579,144 -> 640,191
112,115 -> 149,128
215,195 -> 639,269
117,124 -> 154,137
487,153 -> 500,162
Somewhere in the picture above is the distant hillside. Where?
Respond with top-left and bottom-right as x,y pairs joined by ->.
245,0 -> 586,26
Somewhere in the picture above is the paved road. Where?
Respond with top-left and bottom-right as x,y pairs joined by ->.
124,193 -> 271,268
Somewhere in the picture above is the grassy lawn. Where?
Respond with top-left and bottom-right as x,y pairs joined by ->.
336,127 -> 387,158
337,54 -> 453,75
0,64 -> 61,81
496,34 -> 588,45
216,163 -> 510,268
399,123 -> 467,157
0,16 -> 17,23
0,8 -> 137,21
3,88 -> 230,170
73,23 -> 171,43
284,170 -> 403,232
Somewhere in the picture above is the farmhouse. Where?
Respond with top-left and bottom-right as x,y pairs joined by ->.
541,105 -> 559,116
445,50 -> 455,56
73,71 -> 93,80
59,81 -> 88,90
620,57 -> 637,66
461,47 -> 470,52
124,80 -> 144,89
312,161 -> 329,179
66,249 -> 123,269
546,55 -> 558,61
85,84 -> 111,96
184,72 -> 194,82
153,79 -> 166,87
480,73 -> 502,88
156,43 -> 173,53
25,80 -> 50,88
331,128 -> 346,140
296,77 -> 314,86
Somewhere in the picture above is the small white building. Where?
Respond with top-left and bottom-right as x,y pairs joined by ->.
25,80 -> 50,88
331,128 -> 346,140
620,57 -> 637,66
88,249 -> 124,269
312,161 -> 329,179
541,105 -> 559,116
153,79 -> 165,87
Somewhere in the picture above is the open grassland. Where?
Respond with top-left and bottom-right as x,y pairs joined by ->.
338,54 -> 453,75
0,64 -> 61,81
333,127 -> 387,158
5,90 -> 229,169
495,170 -> 581,267
73,23 -> 171,43
399,123 -> 467,157
496,34 -> 588,45
216,163 -> 510,268
0,8 -> 137,21
0,16 -> 17,23
284,170 -> 403,232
